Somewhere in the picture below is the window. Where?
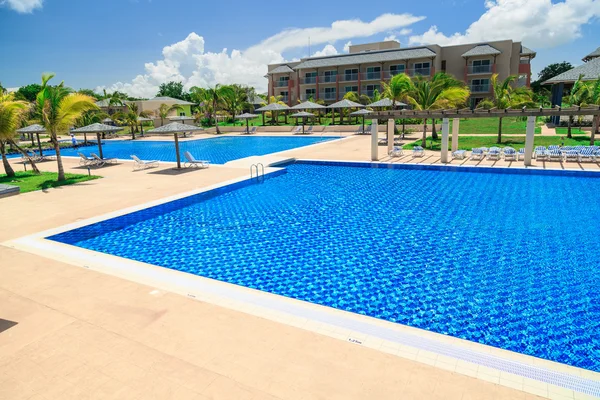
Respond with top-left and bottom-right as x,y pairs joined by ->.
343,68 -> 359,81
441,60 -> 447,72
305,72 -> 317,78
470,59 -> 492,74
366,66 -> 381,73
323,87 -> 336,99
344,86 -> 358,93
180,112 -> 185,116
323,70 -> 337,83
304,72 -> 317,84
277,76 -> 290,87
470,97 -> 483,109
413,62 -> 430,69
365,84 -> 380,91
412,62 -> 431,75
389,65 -> 406,75
470,79 -> 490,92
305,88 -> 316,96
471,59 -> 491,66
279,76 -> 290,81
344,68 -> 358,75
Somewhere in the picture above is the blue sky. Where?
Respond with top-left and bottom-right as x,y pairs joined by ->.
1,0 -> 599,96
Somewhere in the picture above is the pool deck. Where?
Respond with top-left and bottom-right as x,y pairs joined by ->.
2,133 -> 600,400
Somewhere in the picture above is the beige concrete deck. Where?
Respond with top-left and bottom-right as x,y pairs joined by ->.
2,133 -> 588,399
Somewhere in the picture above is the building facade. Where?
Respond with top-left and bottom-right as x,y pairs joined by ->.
267,40 -> 535,108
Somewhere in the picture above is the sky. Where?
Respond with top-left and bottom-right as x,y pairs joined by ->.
1,0 -> 599,97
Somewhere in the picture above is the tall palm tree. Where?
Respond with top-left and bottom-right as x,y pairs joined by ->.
33,73 -> 97,181
383,74 -> 413,134
220,84 -> 248,125
102,89 -> 127,115
206,85 -> 225,133
406,73 -> 470,147
563,75 -> 590,139
482,74 -> 534,144
0,93 -> 29,177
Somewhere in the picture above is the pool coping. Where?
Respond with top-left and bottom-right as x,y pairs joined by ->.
4,159 -> 600,399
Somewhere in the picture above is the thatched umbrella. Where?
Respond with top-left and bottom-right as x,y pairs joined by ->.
146,122 -> 204,168
255,103 -> 290,126
138,117 -> 153,136
290,111 -> 315,134
368,99 -> 408,132
16,124 -> 47,155
236,113 -> 258,134
327,99 -> 364,125
291,101 -> 325,124
101,118 -> 114,125
71,123 -> 123,159
350,109 -> 372,134
168,116 -> 195,136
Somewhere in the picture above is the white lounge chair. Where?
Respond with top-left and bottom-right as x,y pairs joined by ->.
503,147 -> 517,161
91,153 -> 117,167
579,147 -> 596,162
292,126 -> 301,134
517,148 -> 525,160
131,155 -> 159,170
78,152 -> 98,166
412,146 -> 425,157
548,149 -> 563,162
248,126 -> 257,134
564,150 -> 579,162
452,150 -> 467,160
534,146 -> 548,161
305,125 -> 313,134
183,151 -> 210,168
388,146 -> 403,157
487,147 -> 501,161
470,148 -> 484,160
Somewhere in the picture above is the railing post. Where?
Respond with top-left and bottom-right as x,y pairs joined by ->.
452,118 -> 459,151
371,119 -> 378,161
315,74 -> 319,100
524,116 -> 536,166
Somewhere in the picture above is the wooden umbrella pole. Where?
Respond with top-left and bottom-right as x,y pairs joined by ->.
36,133 -> 43,156
174,132 -> 181,168
97,133 -> 104,159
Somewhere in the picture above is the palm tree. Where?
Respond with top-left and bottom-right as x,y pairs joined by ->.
157,103 -> 183,126
206,85 -> 225,133
406,73 -> 470,147
220,84 -> 248,125
586,78 -> 600,144
33,73 -> 97,181
102,89 -> 127,115
0,93 -> 29,177
481,74 -> 534,144
563,76 -> 590,139
383,74 -> 413,134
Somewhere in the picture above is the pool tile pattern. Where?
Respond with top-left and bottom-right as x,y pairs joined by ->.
49,162 -> 600,372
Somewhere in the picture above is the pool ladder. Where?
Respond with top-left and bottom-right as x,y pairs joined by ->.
250,163 -> 265,183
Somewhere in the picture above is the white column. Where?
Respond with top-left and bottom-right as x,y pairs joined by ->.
524,116 -> 536,166
451,118 -> 459,152
440,118 -> 450,163
371,119 -> 379,161
387,119 -> 394,154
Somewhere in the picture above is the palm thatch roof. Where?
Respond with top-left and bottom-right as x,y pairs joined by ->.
350,109 -> 372,116
236,113 -> 259,119
255,103 -> 290,112
290,101 -> 325,110
16,124 -> 46,133
290,111 -> 315,118
367,98 -> 402,108
146,122 -> 203,134
327,99 -> 364,109
71,123 -> 123,133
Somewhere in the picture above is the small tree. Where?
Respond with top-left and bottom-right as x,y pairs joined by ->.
33,73 -> 97,181
157,103 -> 182,126
0,93 -> 29,177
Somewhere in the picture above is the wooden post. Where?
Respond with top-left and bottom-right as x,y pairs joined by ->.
371,119 -> 378,161
524,116 -> 536,166
174,132 -> 181,168
36,133 -> 43,156
451,118 -> 459,152
441,118 -> 450,163
387,119 -> 394,154
590,115 -> 598,146
97,133 -> 104,159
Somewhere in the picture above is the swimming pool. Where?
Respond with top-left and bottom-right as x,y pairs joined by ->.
48,162 -> 600,372
12,136 -> 336,164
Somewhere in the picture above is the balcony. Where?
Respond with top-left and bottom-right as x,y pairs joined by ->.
319,92 -> 337,101
361,71 -> 382,81
407,67 -> 431,77
274,80 -> 290,87
319,75 -> 337,83
470,84 -> 490,93
300,93 -> 316,101
467,65 -> 493,74
280,96 -> 289,103
300,76 -> 317,84
519,63 -> 531,74
340,73 -> 359,82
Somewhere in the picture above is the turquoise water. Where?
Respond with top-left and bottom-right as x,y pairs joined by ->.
49,162 -> 600,371
11,136 -> 336,164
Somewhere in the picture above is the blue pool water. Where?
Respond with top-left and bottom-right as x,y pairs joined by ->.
11,136 -> 335,164
49,162 -> 600,371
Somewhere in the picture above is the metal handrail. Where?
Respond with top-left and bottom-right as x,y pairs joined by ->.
250,163 -> 265,182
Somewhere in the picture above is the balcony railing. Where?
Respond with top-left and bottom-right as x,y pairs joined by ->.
300,76 -> 317,84
470,84 -> 490,93
300,94 -> 316,101
275,80 -> 289,87
408,68 -> 431,76
320,75 -> 337,83
280,96 -> 289,103
340,73 -> 359,82
361,72 -> 382,81
467,65 -> 493,74
319,92 -> 337,100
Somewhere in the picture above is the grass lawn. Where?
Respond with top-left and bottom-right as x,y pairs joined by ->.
403,135 -> 599,151
0,171 -> 100,193
555,127 -> 589,135
451,117 -> 542,135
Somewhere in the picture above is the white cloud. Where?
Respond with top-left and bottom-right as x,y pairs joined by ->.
409,0 -> 600,48
0,0 -> 42,13
98,13 -> 424,97
384,35 -> 397,42
343,41 -> 352,53
399,28 -> 412,35
312,44 -> 339,57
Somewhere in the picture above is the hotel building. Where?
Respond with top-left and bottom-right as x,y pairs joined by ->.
267,40 -> 535,108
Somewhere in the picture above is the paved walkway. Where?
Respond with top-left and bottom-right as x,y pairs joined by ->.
1,134 -> 584,399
